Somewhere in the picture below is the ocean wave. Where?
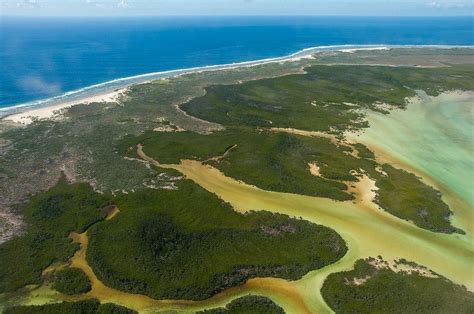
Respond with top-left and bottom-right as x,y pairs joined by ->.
1,44 -> 472,118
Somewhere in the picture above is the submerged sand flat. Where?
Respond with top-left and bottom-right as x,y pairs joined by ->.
14,91 -> 469,314
350,91 -> 474,235
143,91 -> 473,313
2,78 -> 473,313
136,134 -> 473,312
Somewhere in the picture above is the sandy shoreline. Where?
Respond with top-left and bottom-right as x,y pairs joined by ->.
1,44 -> 471,126
0,47 -> 318,125
2,88 -> 127,125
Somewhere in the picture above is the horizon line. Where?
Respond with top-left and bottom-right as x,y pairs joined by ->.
2,14 -> 474,18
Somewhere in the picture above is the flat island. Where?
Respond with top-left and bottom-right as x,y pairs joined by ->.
0,47 -> 473,313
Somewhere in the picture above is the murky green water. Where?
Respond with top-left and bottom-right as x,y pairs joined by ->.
360,91 -> 473,205
4,91 -> 473,314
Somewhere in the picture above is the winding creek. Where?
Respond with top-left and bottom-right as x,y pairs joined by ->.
137,138 -> 474,312
3,91 -> 473,314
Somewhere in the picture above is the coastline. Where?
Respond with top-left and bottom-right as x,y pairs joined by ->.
3,89 -> 128,125
1,42 -> 473,313
1,44 -> 472,124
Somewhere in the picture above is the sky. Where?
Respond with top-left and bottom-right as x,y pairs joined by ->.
1,0 -> 473,16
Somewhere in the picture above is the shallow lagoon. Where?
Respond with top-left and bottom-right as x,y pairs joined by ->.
360,91 -> 473,205
355,91 -> 474,234
2,92 -> 473,314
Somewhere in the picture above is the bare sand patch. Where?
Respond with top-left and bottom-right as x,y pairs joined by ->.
368,257 -> 438,278
308,162 -> 321,177
346,174 -> 379,208
153,118 -> 185,132
153,125 -> 185,132
269,127 -> 339,144
346,275 -> 371,286
0,210 -> 25,244
3,88 -> 127,125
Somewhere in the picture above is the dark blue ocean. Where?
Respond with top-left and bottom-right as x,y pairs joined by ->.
1,16 -> 473,109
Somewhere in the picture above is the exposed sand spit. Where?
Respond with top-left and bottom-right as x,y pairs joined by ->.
347,90 -> 474,236
269,128 -> 340,144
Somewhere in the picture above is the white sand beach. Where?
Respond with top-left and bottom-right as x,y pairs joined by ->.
2,88 -> 127,125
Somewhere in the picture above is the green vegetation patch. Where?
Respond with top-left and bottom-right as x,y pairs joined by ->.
352,143 -> 375,160
96,303 -> 137,314
52,268 -> 91,295
138,63 -> 471,233
181,64 -> 474,133
87,180 -> 347,300
375,164 -> 460,234
129,127 -> 371,200
321,258 -> 474,313
199,295 -> 285,314
125,125 -> 459,233
4,299 -> 137,314
314,48 -> 474,67
0,177 -> 111,293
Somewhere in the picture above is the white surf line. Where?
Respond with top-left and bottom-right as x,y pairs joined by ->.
1,44 -> 472,119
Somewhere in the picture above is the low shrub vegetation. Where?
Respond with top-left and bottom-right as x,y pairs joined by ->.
321,258 -> 474,313
0,177 -> 111,293
199,295 -> 285,314
124,125 -> 460,233
52,268 -> 91,295
4,299 -> 137,314
87,180 -> 347,300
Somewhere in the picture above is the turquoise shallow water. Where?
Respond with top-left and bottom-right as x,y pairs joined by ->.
359,91 -> 474,206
